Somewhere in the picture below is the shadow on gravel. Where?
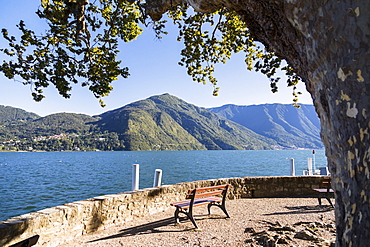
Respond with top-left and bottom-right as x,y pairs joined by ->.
264,204 -> 334,216
89,214 -> 212,243
89,217 -> 176,243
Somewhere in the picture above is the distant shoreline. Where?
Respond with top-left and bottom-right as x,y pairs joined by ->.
0,148 -> 324,153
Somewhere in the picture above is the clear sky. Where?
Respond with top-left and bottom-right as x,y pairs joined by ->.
0,1 -> 313,117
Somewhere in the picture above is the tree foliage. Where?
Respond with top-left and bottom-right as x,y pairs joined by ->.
0,0 -> 302,106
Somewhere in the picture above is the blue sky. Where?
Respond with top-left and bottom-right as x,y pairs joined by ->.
0,1 -> 313,116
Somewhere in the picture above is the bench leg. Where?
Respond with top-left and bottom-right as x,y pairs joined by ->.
174,207 -> 199,229
317,194 -> 334,208
187,210 -> 199,229
317,195 -> 322,206
174,207 -> 181,224
325,195 -> 335,208
208,202 -> 230,218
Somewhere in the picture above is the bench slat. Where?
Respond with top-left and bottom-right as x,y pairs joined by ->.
314,188 -> 334,193
188,184 -> 229,194
171,196 -> 222,209
185,190 -> 223,199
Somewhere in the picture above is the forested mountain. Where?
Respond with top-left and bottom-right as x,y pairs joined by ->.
209,104 -> 323,149
95,94 -> 276,150
0,94 -> 322,151
9,113 -> 99,138
0,105 -> 40,124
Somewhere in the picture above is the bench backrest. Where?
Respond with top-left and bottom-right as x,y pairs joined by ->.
185,184 -> 231,200
9,235 -> 39,247
321,177 -> 332,189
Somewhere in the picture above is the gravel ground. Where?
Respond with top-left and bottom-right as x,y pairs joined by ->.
60,198 -> 335,247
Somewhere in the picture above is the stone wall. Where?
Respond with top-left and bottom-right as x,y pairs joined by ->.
0,176 -> 328,246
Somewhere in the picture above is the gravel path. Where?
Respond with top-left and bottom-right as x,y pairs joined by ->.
60,198 -> 335,247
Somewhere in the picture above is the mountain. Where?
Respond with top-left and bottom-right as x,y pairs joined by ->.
0,110 -> 120,151
95,94 -> 276,150
0,105 -> 40,124
208,103 -> 323,149
11,113 -> 99,138
0,94 -> 323,151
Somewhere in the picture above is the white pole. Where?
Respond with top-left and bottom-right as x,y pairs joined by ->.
307,158 -> 313,175
312,149 -> 316,171
132,164 -> 139,191
290,158 -> 295,176
153,169 -> 163,187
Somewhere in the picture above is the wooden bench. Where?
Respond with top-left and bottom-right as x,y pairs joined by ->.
313,177 -> 334,207
9,235 -> 39,247
170,184 -> 231,229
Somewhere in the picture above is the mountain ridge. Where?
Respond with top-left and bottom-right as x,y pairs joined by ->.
208,103 -> 323,149
0,94 -> 322,151
94,94 -> 276,150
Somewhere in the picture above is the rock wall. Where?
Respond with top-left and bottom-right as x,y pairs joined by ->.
0,176 -> 327,246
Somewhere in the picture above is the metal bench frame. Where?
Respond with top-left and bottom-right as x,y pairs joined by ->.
170,184 -> 231,229
313,177 -> 334,207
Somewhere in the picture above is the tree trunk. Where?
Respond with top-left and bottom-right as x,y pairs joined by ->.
147,1 -> 370,246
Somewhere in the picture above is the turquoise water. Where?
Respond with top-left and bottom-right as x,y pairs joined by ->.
0,149 -> 326,221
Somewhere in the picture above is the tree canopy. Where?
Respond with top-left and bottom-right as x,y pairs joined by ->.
0,0 -> 301,106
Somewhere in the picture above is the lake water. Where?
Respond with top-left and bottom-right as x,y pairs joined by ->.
0,149 -> 326,221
